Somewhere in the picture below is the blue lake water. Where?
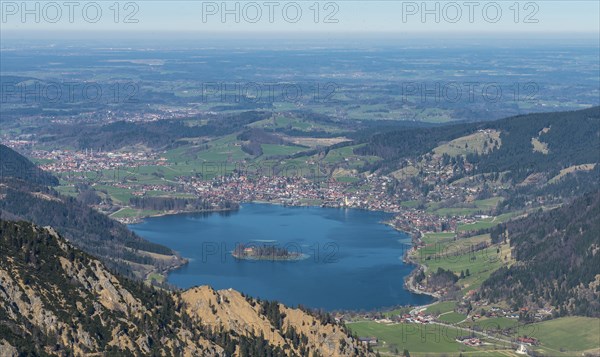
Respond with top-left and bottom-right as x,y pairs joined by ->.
130,203 -> 431,310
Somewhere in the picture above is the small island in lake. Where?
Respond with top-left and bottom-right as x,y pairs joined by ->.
232,243 -> 306,261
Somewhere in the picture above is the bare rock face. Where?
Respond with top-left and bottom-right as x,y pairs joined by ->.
0,340 -> 19,357
182,286 -> 369,357
280,304 -> 360,357
0,220 -> 220,356
0,220 -> 370,356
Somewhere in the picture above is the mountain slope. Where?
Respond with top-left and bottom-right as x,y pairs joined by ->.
0,144 -> 58,186
0,220 -> 218,356
0,220 -> 370,356
0,145 -> 185,280
357,106 -> 600,180
0,179 -> 185,280
472,106 -> 600,180
479,193 -> 600,317
182,287 -> 362,357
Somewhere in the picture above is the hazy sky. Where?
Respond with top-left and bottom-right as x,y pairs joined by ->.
1,0 -> 598,36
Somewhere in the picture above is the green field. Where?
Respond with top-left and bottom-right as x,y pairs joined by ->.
414,233 -> 512,293
261,144 -> 307,156
94,184 -> 135,204
438,312 -> 468,324
420,232 -> 456,245
460,317 -> 521,331
109,207 -> 161,219
333,176 -> 360,183
54,185 -> 79,197
323,144 -> 381,168
458,316 -> 600,356
142,190 -> 196,198
428,197 -> 504,217
529,317 -> 600,354
146,273 -> 165,284
423,301 -> 457,315
348,321 -> 475,355
247,115 -> 344,133
472,197 -> 504,210
382,307 -> 412,318
433,130 -> 501,157
164,134 -> 249,166
457,211 -> 519,232
418,234 -> 488,258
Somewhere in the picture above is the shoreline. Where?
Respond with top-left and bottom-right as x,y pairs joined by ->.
383,219 -> 441,300
115,206 -> 240,224
119,206 -> 240,283
126,199 -> 439,309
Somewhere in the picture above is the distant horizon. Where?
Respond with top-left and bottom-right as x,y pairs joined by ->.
2,30 -> 599,49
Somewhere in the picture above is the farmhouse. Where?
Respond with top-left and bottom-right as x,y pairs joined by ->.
358,337 -> 378,346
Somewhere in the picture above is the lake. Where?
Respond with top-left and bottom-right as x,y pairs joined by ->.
130,203 -> 432,310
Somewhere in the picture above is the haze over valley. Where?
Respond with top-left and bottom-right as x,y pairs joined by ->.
1,2 -> 599,356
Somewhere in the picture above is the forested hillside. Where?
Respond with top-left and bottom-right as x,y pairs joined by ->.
357,106 -> 600,181
0,179 -> 184,279
479,193 -> 600,317
471,106 -> 600,180
37,111 -> 271,150
0,144 -> 58,186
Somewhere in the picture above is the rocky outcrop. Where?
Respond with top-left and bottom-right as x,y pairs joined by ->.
0,220 -> 370,356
